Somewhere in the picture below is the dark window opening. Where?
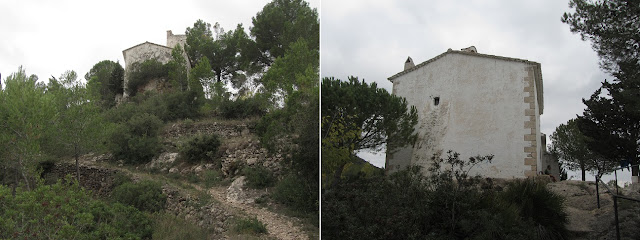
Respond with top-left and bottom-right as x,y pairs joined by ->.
434,97 -> 440,106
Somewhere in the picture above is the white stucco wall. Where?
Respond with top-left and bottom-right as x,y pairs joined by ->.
387,52 -> 541,179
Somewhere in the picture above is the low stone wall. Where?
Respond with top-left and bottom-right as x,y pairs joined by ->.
44,162 -> 120,198
163,121 -> 253,141
163,185 -> 231,235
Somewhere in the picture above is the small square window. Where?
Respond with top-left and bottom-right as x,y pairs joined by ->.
434,97 -> 440,106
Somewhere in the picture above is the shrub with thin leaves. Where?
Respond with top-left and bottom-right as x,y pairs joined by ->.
126,59 -> 168,96
242,166 -> 275,189
232,217 -> 268,235
220,97 -> 267,119
111,180 -> 167,213
152,212 -> 208,240
322,152 -> 565,240
203,169 -> 223,188
0,178 -> 152,239
272,173 -> 316,213
180,134 -> 221,164
499,179 -> 569,240
107,112 -> 163,164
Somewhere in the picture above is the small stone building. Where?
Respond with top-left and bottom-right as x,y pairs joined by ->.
386,47 -> 558,179
121,30 -> 190,99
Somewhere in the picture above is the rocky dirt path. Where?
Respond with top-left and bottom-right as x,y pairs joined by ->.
207,185 -> 309,240
76,158 -> 308,240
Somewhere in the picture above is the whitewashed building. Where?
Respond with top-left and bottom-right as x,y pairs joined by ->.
386,47 -> 557,179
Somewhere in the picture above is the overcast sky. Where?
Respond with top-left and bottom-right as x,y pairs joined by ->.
0,0 -> 319,83
321,0 -> 628,183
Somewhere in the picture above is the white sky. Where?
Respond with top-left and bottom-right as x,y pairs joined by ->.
0,0 -> 319,83
321,0 -> 629,184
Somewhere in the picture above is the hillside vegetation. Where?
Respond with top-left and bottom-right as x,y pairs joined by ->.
0,0 -> 318,239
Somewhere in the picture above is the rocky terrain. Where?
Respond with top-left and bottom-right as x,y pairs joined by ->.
45,118 -> 316,240
548,180 -> 640,240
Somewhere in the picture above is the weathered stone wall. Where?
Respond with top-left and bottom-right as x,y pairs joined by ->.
162,184 -> 231,235
387,50 -> 544,179
166,30 -> 187,50
45,162 -> 120,198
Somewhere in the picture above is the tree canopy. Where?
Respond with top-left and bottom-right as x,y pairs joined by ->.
250,0 -> 319,66
550,118 -> 617,181
563,1 -> 640,180
576,61 -> 640,178
321,76 -> 418,187
321,77 -> 418,153
0,67 -> 52,190
562,0 -> 640,72
85,60 -> 124,108
185,20 -> 251,85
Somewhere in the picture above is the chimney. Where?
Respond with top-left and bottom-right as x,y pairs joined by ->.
404,56 -> 415,70
461,46 -> 477,53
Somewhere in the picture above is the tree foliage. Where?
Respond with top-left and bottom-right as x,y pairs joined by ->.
107,113 -> 163,164
577,61 -> 640,178
126,59 -> 168,97
321,76 -> 417,188
562,0 -> 640,72
0,67 -> 53,190
85,60 -> 124,108
261,38 -> 318,100
250,0 -> 319,66
185,20 -> 251,85
167,45 -> 189,91
321,76 -> 418,153
46,71 -> 106,183
563,0 -> 640,180
551,118 -> 617,181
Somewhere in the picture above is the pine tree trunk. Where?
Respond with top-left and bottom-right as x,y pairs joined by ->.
75,154 -> 80,184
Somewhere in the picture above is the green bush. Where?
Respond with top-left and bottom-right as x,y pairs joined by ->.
242,166 -> 275,189
203,169 -> 223,188
107,112 -> 162,164
127,59 -> 169,96
255,108 -> 287,152
111,180 -> 167,213
499,179 -> 569,239
0,178 -> 152,239
152,212 -> 208,240
138,91 -> 202,122
232,217 -> 268,235
112,172 -> 133,187
180,134 -> 222,164
272,173 -> 316,213
220,97 -> 267,119
106,91 -> 202,124
321,152 -> 567,240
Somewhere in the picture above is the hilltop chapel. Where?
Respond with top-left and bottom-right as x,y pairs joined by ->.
385,47 -> 559,180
